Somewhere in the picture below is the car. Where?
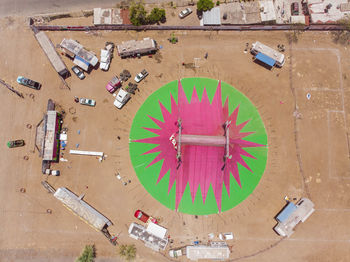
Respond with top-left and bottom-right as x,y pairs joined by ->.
16,76 -> 41,90
134,69 -> 148,83
79,98 -> 96,107
134,210 -> 158,224
113,89 -> 131,109
179,8 -> 192,19
71,66 -> 85,80
7,139 -> 25,148
106,76 -> 121,93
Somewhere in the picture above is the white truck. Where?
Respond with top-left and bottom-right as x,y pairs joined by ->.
169,247 -> 186,258
100,42 -> 114,71
113,89 -> 130,109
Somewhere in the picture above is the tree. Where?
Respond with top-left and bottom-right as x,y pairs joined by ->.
197,0 -> 214,12
147,8 -> 166,24
331,14 -> 350,45
129,1 -> 147,26
75,245 -> 96,262
119,244 -> 137,261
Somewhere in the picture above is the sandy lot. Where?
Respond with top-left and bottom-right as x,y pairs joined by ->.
0,16 -> 350,262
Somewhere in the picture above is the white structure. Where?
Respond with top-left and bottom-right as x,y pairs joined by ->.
259,0 -> 276,22
219,232 -> 234,240
290,15 -> 306,24
128,223 -> 168,251
69,150 -> 104,157
54,187 -> 112,231
274,198 -> 315,237
251,41 -> 285,67
117,38 -> 157,58
186,242 -> 230,261
60,39 -> 98,71
203,7 -> 221,25
308,0 -> 350,23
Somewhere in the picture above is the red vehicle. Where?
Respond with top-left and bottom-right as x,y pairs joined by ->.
106,76 -> 121,93
134,210 -> 158,224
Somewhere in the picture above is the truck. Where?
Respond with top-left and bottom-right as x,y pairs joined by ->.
113,89 -> 130,109
105,76 -> 121,93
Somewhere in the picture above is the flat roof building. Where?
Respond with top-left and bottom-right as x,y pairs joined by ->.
42,110 -> 61,161
203,7 -> 221,25
308,0 -> 350,23
259,0 -> 276,22
93,8 -> 123,25
117,38 -> 157,58
220,2 -> 261,25
274,198 -> 315,237
186,242 -> 230,261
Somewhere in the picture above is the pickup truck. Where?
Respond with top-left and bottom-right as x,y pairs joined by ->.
113,89 -> 130,109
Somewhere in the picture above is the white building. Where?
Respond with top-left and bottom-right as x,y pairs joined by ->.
274,198 -> 315,237
117,38 -> 157,58
251,41 -> 285,68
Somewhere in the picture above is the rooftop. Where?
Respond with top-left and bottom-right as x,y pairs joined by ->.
259,0 -> 276,22
60,38 -> 98,66
117,38 -> 156,54
128,223 -> 168,251
220,3 -> 261,25
203,6 -> 221,25
93,8 -> 123,25
308,0 -> 350,23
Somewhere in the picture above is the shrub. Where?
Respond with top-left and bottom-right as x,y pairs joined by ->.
119,244 -> 137,261
147,8 -> 166,24
197,0 -> 214,11
75,245 -> 95,262
129,1 -> 147,26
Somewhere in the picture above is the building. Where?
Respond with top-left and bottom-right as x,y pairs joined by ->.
186,242 -> 230,261
220,2 -> 261,25
34,31 -> 69,78
117,38 -> 157,58
128,222 -> 168,251
93,8 -> 123,25
274,198 -> 315,237
60,38 -> 98,71
259,0 -> 276,23
250,41 -> 285,68
308,0 -> 350,23
203,7 -> 221,25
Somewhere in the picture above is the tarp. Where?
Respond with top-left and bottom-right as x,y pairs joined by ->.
276,202 -> 297,223
255,52 -> 276,67
146,222 -> 167,239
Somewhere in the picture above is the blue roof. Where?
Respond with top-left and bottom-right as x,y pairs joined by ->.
276,202 -> 297,223
255,52 -> 276,67
75,55 -> 90,66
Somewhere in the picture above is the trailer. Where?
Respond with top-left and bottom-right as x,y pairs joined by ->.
117,38 -> 157,58
34,31 -> 69,78
250,41 -> 285,68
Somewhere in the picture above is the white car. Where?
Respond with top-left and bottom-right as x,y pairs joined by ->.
113,89 -> 131,109
79,98 -> 96,107
100,49 -> 111,71
179,8 -> 192,19
134,69 -> 148,83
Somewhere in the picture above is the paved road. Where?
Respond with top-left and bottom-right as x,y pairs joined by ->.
0,0 -> 125,17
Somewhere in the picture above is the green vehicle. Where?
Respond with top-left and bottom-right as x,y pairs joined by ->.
7,140 -> 25,148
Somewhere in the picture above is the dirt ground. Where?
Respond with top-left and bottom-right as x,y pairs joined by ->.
0,15 -> 350,262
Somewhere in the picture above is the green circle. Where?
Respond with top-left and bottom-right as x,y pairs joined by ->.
129,78 -> 268,215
